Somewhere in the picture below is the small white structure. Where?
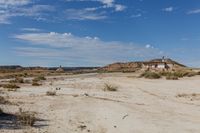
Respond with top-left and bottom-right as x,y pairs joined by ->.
143,57 -> 172,71
157,64 -> 166,69
56,65 -> 64,72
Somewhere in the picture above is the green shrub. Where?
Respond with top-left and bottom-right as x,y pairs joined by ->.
173,72 -> 187,78
172,70 -> 197,78
140,71 -> 161,79
23,72 -> 28,77
160,71 -> 197,79
37,76 -> 46,80
159,72 -> 169,76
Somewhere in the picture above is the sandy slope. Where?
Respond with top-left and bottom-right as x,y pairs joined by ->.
1,73 -> 200,133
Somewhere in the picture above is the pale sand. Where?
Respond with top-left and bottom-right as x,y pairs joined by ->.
1,73 -> 200,133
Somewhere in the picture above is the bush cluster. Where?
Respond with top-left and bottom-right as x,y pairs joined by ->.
140,71 -> 161,79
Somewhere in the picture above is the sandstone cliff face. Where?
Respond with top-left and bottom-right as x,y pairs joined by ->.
101,62 -> 143,72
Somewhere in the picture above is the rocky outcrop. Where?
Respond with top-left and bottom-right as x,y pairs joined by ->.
101,62 -> 143,72
100,58 -> 186,72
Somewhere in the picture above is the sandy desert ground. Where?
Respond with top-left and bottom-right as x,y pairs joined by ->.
1,72 -> 200,133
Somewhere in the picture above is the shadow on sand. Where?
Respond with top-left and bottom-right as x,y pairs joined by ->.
0,112 -> 48,130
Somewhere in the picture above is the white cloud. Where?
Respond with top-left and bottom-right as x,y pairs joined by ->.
0,0 -> 55,24
97,0 -> 126,12
145,44 -> 154,49
114,4 -> 126,12
131,13 -> 142,18
0,0 -> 126,23
64,1 -> 125,21
14,5 -> 55,18
0,0 -> 31,6
14,47 -> 67,57
180,38 -> 189,41
66,0 -> 115,6
162,6 -> 174,12
145,44 -> 151,48
21,28 -> 42,32
14,32 -> 163,66
65,9 -> 107,20
99,0 -> 114,6
0,14 -> 9,24
187,9 -> 200,14
65,0 -> 126,12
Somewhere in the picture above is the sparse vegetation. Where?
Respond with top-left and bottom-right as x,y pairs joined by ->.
176,93 -> 188,98
24,79 -> 31,84
0,108 -> 3,114
186,72 -> 198,77
16,108 -> 36,127
9,77 -> 24,84
176,93 -> 200,98
103,83 -> 118,91
31,75 -> 46,86
166,74 -> 179,80
140,71 -> 161,79
173,71 -> 189,78
2,84 -> 20,91
159,70 -> 199,80
197,71 -> 200,75
32,82 -> 41,86
0,93 -> 37,127
46,90 -> 56,96
0,96 -> 10,104
33,75 -> 46,82
140,70 -> 199,80
0,107 -> 36,127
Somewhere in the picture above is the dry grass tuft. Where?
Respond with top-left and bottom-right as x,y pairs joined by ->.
176,93 -> 188,98
1,84 -> 20,91
16,108 -> 36,127
32,75 -> 46,86
103,83 -> 118,91
46,90 -> 56,96
0,96 -> 10,104
33,75 -> 46,82
176,93 -> 200,99
32,82 -> 41,86
166,74 -> 179,80
9,77 -> 24,84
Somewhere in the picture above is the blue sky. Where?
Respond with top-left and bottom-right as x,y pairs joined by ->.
1,0 -> 200,67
